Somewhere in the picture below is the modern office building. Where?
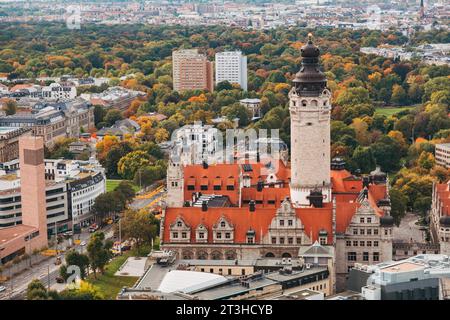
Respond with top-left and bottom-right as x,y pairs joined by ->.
0,136 -> 48,264
347,254 -> 450,300
435,143 -> 450,169
215,51 -> 247,91
172,49 -> 214,92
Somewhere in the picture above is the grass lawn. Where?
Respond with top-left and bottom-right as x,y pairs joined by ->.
106,179 -> 140,193
375,106 -> 416,117
87,253 -> 139,299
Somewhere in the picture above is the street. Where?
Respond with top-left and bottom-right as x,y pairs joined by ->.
0,225 -> 115,300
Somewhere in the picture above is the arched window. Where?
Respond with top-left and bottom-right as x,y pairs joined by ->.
211,251 -> 222,260
182,250 -> 193,259
265,252 -> 275,258
197,251 -> 208,260
282,252 -> 292,258
225,250 -> 236,260
301,100 -> 307,107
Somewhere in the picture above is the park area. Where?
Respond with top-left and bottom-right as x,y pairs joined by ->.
106,179 -> 140,193
375,106 -> 417,117
87,253 -> 139,299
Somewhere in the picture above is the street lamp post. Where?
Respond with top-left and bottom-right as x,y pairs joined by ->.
118,218 -> 122,256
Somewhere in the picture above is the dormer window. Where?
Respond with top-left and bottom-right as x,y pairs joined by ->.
177,221 -> 182,227
221,221 -> 226,228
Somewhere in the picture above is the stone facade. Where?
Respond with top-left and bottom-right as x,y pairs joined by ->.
289,82 -> 332,207
335,199 -> 393,275
430,181 -> 450,255
0,127 -> 32,162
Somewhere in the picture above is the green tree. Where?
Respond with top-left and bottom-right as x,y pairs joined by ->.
216,80 -> 233,91
87,232 -> 112,278
351,146 -> 376,173
61,250 -> 90,280
119,209 -> 158,250
117,150 -> 153,180
104,109 -> 123,126
4,99 -> 17,116
390,188 -> 407,226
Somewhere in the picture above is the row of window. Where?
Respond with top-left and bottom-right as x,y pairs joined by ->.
347,252 -> 379,262
346,240 -> 379,247
352,228 -> 380,236
187,185 -> 235,191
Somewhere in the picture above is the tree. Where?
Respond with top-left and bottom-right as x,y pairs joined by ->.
4,99 -> 17,116
390,188 -> 407,226
61,250 -> 90,280
93,105 -> 107,126
370,135 -> 403,172
352,146 -> 376,173
335,87 -> 371,107
59,281 -> 104,300
92,191 -> 126,220
216,80 -> 233,91
391,84 -> 408,105
115,181 -> 136,201
117,150 -> 153,180
119,209 -> 158,250
87,232 -> 112,278
222,103 -> 251,127
26,279 -> 49,300
104,109 -> 123,126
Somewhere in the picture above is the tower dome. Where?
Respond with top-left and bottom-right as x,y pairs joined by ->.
293,34 -> 327,96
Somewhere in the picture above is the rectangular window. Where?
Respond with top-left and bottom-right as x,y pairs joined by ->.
347,252 -> 357,261
353,241 -> 358,247
172,232 -> 178,239
288,237 -> 293,244
360,229 -> 365,235
360,241 -> 365,247
353,229 -> 358,235
279,237 -> 285,244
217,232 -> 222,239
374,229 -> 379,235
247,237 -> 254,244
360,217 -> 365,223
320,237 -> 326,245
288,220 -> 293,226
296,237 -> 302,244
225,232 -> 231,239
213,185 -> 221,191
187,185 -> 195,191
373,252 -> 380,262
272,237 -> 277,244
367,217 -> 372,223
367,229 -> 372,235
363,252 -> 369,262
198,232 -> 204,239
227,185 -> 235,191
228,269 -> 232,275
241,269 -> 246,275
280,220 -> 284,226
367,241 -> 372,247
346,240 -> 351,247
200,185 -> 208,191
181,232 -> 187,238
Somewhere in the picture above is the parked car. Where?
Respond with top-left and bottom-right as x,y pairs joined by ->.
80,241 -> 86,247
55,277 -> 65,284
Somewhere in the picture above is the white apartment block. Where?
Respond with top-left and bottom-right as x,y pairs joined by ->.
215,51 -> 248,91
41,82 -> 77,100
435,143 -> 450,169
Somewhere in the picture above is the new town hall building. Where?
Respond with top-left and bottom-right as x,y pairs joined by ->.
160,37 -> 395,291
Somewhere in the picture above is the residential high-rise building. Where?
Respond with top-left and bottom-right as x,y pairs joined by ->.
215,51 -> 248,91
289,34 -> 332,207
172,49 -> 214,92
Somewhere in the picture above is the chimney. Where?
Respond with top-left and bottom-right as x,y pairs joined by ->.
257,180 -> 263,192
201,200 -> 208,212
249,200 -> 256,212
362,176 -> 370,188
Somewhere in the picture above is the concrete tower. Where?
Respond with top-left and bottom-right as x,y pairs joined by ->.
19,136 -> 48,249
166,159 -> 184,207
289,34 -> 332,207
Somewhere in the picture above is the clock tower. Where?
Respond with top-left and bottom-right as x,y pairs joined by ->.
289,34 -> 332,207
